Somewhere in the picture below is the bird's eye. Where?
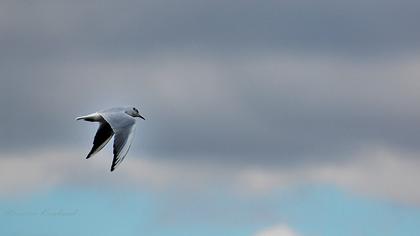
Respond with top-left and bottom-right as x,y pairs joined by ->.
133,108 -> 138,113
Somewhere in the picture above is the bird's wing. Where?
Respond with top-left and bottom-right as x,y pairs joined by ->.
86,121 -> 114,159
110,123 -> 136,171
99,111 -> 137,171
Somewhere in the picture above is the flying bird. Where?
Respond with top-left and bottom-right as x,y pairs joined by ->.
76,106 -> 145,171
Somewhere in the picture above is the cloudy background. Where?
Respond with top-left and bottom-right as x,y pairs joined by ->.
2,1 -> 420,235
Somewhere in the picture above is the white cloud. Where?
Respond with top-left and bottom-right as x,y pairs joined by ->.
254,224 -> 300,236
1,146 -> 420,206
234,147 -> 420,205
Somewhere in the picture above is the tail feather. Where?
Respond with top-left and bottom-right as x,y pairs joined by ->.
75,113 -> 102,122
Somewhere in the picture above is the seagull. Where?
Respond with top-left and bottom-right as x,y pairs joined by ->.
76,106 -> 145,171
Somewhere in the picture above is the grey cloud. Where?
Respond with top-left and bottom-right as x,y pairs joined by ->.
2,52 -> 420,165
2,0 -> 420,59
2,1 -> 420,165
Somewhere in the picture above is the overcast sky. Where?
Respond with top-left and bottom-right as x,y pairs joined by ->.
2,0 -> 420,165
1,1 -> 420,236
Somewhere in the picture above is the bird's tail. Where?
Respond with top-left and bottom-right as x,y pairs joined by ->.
75,113 -> 101,122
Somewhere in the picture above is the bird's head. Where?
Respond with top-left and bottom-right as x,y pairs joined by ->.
125,106 -> 145,120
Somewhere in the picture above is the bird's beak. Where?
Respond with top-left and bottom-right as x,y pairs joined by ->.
137,114 -> 145,120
